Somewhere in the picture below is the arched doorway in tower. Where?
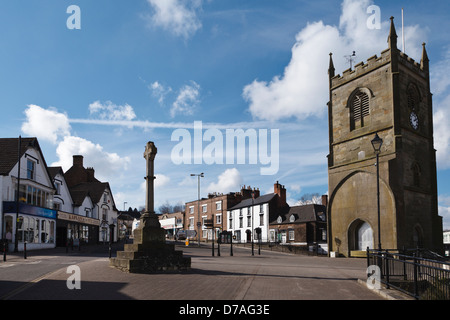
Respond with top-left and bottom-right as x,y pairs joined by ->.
357,222 -> 373,250
348,219 -> 374,252
413,225 -> 424,248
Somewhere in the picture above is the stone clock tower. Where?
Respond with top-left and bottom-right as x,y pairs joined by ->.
327,17 -> 443,257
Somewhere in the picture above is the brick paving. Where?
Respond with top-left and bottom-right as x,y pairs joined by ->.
1,242 -> 395,301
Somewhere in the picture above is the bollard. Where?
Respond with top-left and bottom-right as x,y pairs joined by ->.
217,241 -> 220,257
3,241 -> 6,262
24,242 -> 27,259
230,240 -> 233,256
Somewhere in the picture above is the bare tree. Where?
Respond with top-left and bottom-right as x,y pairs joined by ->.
297,193 -> 322,205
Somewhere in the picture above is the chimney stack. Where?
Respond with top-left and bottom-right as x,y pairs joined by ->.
86,167 -> 95,182
321,195 -> 328,207
73,155 -> 84,167
274,181 -> 287,207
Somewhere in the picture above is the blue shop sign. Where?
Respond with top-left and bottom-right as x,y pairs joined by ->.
3,201 -> 57,220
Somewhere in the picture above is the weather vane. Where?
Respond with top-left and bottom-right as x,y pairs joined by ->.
344,51 -> 356,69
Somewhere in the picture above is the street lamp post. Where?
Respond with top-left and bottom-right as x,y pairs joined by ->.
191,173 -> 204,247
371,133 -> 383,251
251,191 -> 254,256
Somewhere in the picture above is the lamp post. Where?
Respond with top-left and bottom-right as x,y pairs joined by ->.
371,133 -> 383,251
191,173 -> 204,247
251,191 -> 255,256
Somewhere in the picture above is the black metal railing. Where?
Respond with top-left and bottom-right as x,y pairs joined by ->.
367,248 -> 450,300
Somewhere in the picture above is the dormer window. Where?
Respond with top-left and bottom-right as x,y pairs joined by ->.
277,216 -> 283,224
289,215 -> 295,223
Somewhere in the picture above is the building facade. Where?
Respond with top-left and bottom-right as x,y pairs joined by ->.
159,211 -> 184,239
64,155 -> 119,243
227,182 -> 288,243
269,203 -> 327,247
0,138 -> 57,251
185,189 -> 250,242
327,18 -> 443,257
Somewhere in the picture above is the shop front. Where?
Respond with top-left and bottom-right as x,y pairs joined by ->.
56,211 -> 100,247
2,201 -> 57,251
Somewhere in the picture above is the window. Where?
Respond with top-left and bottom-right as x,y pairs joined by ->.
102,208 -> 107,221
27,160 -> 35,180
407,84 -> 420,111
260,214 -> 264,226
289,215 -> 295,223
289,230 -> 295,241
247,216 -> 251,227
412,163 -> 421,187
349,89 -> 370,131
239,217 -> 243,228
215,201 -> 222,211
189,206 -> 194,214
216,214 -> 222,224
55,182 -> 61,195
189,217 -> 195,230
202,204 -> 207,213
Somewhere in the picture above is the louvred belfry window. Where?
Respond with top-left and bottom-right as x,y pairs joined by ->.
350,90 -> 370,130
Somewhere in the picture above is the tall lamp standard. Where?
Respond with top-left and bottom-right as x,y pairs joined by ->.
251,191 -> 255,256
371,133 -> 383,251
191,173 -> 204,247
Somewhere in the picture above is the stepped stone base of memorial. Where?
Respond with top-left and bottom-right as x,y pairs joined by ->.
110,215 -> 191,273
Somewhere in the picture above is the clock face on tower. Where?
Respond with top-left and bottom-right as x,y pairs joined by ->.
410,111 -> 419,130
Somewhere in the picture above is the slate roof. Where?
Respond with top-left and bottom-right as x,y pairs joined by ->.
69,182 -> 113,207
0,137 -> 55,191
0,137 -> 40,175
270,204 -> 326,224
47,166 -> 64,179
228,193 -> 277,211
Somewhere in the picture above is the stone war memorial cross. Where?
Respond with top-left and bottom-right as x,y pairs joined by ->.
110,141 -> 191,273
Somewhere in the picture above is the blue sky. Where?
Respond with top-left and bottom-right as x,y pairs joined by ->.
0,0 -> 449,228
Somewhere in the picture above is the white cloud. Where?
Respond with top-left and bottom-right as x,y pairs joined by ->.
434,101 -> 450,169
431,48 -> 450,169
243,0 -> 424,121
52,135 -> 130,181
171,81 -> 201,117
21,105 -> 71,144
150,81 -> 172,104
89,101 -> 137,121
439,205 -> 450,230
155,174 -> 170,188
146,0 -> 202,39
206,168 -> 242,194
21,104 -> 130,183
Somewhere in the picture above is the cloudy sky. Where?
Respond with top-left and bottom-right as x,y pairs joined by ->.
1,0 -> 449,228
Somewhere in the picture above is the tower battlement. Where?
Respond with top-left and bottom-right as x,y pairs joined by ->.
330,48 -> 391,89
330,17 -> 429,89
